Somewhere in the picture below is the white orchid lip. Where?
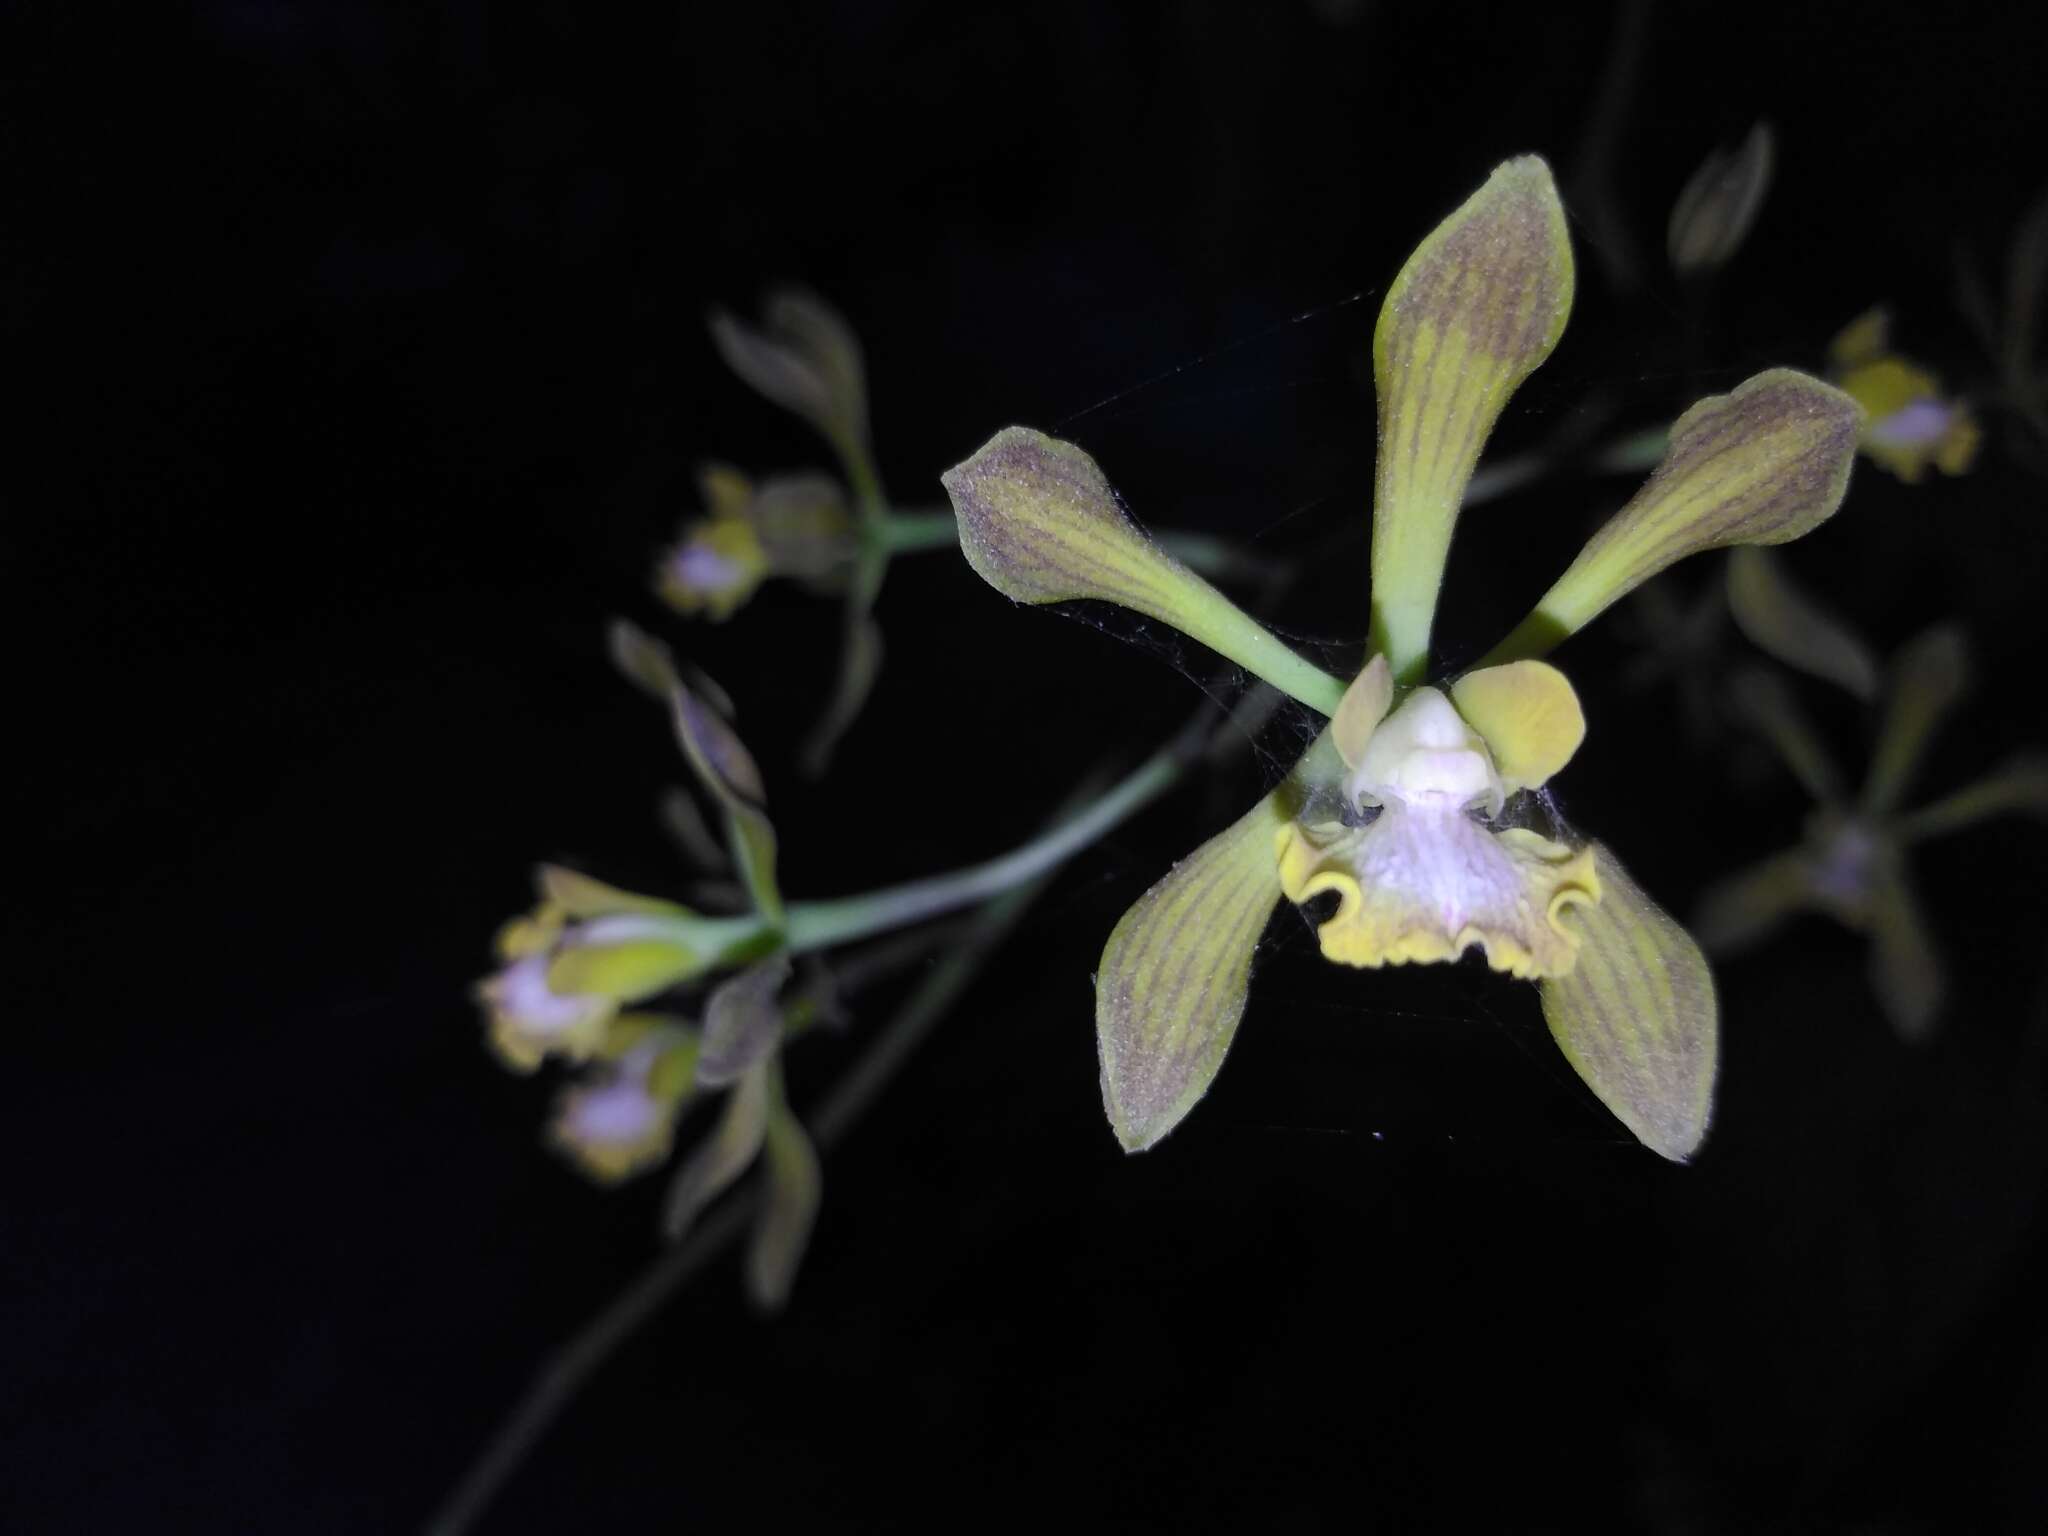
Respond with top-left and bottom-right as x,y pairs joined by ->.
562,1067 -> 661,1145
561,1042 -> 665,1144
477,952 -> 616,1071
1866,398 -> 1959,449
667,541 -> 748,593
492,954 -> 605,1034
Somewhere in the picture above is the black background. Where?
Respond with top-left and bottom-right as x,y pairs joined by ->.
9,1 -> 2048,1530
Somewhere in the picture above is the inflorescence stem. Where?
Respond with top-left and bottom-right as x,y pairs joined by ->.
780,747 -> 1184,952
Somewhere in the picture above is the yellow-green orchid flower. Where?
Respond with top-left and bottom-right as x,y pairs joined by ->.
548,1011 -> 702,1181
475,629 -> 790,1073
1698,632 -> 2048,1040
1827,308 -> 1981,483
707,287 -> 895,771
540,962 -> 823,1309
656,463 -> 859,622
943,156 -> 1863,1160
476,863 -> 762,1072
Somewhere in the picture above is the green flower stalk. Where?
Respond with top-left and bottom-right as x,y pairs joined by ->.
1698,631 -> 2048,1039
944,156 -> 1864,1159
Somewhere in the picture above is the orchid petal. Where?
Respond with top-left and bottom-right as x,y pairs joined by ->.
659,785 -> 731,871
538,865 -> 695,920
1728,668 -> 1846,807
1895,755 -> 2048,843
1725,545 -> 1880,702
696,955 -> 791,1087
663,1059 -> 772,1241
1330,654 -> 1395,771
476,953 -> 615,1072
697,462 -> 755,520
708,287 -> 870,456
801,612 -> 882,777
1368,156 -> 1575,684
1539,844 -> 1717,1162
610,621 -> 784,924
1277,810 -> 1598,981
744,472 -> 857,580
1448,659 -> 1586,794
656,516 -> 769,621
1868,866 -> 1942,1041
1484,370 -> 1860,663
1692,850 -> 1815,953
1667,122 -> 1775,278
746,1064 -> 823,1313
1863,625 -> 1970,817
943,426 -> 1345,715
549,1023 -> 700,1184
1095,791 -> 1288,1152
544,926 -> 705,1001
1828,309 -> 1893,369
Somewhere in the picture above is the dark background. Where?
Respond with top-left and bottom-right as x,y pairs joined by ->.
8,1 -> 2048,1530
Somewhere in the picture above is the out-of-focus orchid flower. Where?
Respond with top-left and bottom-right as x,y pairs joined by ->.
476,625 -> 787,1074
538,960 -> 822,1307
549,1013 -> 701,1182
1827,308 -> 1981,482
1697,631 -> 2048,1040
477,865 -> 757,1072
706,288 -> 899,771
945,157 -> 1864,1159
656,464 -> 859,622
476,626 -> 821,1301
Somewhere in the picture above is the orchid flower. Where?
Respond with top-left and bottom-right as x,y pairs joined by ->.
943,157 -> 1863,1159
656,463 -> 859,622
1826,307 -> 1981,483
704,287 -> 944,771
1697,630 -> 2048,1040
548,1011 -> 701,1182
